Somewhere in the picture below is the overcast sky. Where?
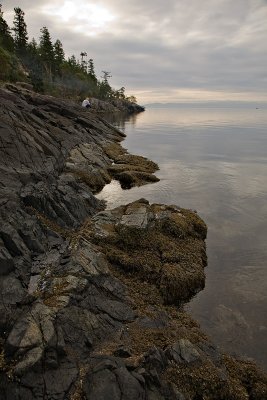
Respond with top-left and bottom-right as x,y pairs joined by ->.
3,0 -> 267,103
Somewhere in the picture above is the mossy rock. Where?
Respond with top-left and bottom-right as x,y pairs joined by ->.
72,168 -> 111,193
104,143 -> 159,189
104,142 -> 126,161
93,201 -> 207,305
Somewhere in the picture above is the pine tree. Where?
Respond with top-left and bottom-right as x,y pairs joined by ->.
99,71 -> 112,99
116,86 -> 125,99
25,37 -> 44,92
54,39 -> 65,75
28,38 -> 38,56
88,58 -> 97,81
68,55 -> 77,67
0,4 -> 14,51
12,7 -> 28,54
102,70 -> 111,84
126,95 -> 137,104
80,51 -> 87,72
39,26 -> 55,80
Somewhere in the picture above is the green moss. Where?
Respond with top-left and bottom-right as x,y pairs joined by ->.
179,207 -> 208,239
116,153 -> 158,169
103,143 -> 126,161
159,210 -> 207,240
163,360 -> 249,400
104,143 -> 159,189
223,355 -> 267,400
94,206 -> 207,305
113,171 -> 159,189
72,168 -> 111,193
107,246 -> 162,275
97,262 -> 208,362
161,355 -> 267,400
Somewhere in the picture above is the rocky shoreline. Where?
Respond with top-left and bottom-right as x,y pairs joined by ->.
0,84 -> 266,399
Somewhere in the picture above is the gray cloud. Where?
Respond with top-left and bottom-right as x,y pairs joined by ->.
3,0 -> 267,102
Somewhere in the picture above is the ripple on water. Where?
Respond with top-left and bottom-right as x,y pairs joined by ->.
231,264 -> 267,303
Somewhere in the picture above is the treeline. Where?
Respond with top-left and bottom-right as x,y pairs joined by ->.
0,5 -> 137,102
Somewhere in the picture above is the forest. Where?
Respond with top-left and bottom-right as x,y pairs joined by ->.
0,4 -> 137,102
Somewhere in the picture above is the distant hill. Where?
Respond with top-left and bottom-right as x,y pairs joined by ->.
145,101 -> 267,109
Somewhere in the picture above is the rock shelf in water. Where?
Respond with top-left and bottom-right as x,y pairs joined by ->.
0,84 -> 266,399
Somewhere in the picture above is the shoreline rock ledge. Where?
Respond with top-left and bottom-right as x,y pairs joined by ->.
0,85 -> 267,399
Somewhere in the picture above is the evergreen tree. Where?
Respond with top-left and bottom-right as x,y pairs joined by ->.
67,54 -> 80,72
0,7 -> 136,102
68,54 -> 77,68
54,39 -> 65,75
0,4 -> 14,51
126,95 -> 137,104
80,51 -> 87,72
26,37 -> 44,92
12,7 -> 28,54
116,86 -> 125,99
102,70 -> 111,84
88,58 -> 97,81
39,26 -> 55,80
99,71 -> 112,99
28,38 -> 38,56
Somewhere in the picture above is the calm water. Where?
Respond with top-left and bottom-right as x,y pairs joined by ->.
97,106 -> 267,369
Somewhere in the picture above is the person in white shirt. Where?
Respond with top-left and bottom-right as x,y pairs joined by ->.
82,98 -> 91,108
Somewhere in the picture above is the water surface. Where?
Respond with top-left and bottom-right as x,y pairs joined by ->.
97,106 -> 267,369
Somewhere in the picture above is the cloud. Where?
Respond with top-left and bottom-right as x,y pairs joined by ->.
3,0 -> 267,102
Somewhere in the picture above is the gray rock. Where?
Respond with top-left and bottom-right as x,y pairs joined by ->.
179,339 -> 200,363
0,224 -> 27,257
13,347 -> 43,376
6,302 -> 56,375
120,204 -> 149,229
0,275 -> 26,305
84,368 -> 121,400
84,358 -> 145,400
165,339 -> 201,364
143,347 -> 167,374
81,294 -> 136,322
57,307 -> 98,353
0,238 -> 14,275
43,362 -> 78,399
7,315 -> 43,353
28,274 -> 41,295
115,366 -> 145,399
73,240 -> 110,276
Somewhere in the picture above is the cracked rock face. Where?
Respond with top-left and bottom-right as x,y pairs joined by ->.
0,86 -> 267,400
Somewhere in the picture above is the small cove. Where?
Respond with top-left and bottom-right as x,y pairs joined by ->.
97,105 -> 267,370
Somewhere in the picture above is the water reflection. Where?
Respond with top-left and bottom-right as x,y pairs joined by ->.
104,111 -> 138,131
97,106 -> 267,370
